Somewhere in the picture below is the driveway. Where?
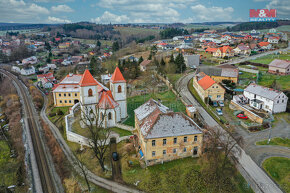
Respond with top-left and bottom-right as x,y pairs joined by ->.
176,72 -> 283,193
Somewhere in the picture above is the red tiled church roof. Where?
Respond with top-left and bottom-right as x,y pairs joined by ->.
79,69 -> 99,87
110,67 -> 126,83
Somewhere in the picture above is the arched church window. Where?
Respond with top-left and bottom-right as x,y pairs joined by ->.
88,89 -> 93,96
118,85 -> 122,93
108,112 -> 112,120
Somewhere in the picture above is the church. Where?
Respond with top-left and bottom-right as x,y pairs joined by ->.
52,67 -> 127,128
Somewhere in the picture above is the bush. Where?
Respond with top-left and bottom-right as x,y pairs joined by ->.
57,109 -> 63,115
49,112 -> 56,117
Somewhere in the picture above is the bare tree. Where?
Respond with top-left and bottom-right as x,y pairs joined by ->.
73,153 -> 91,192
199,126 -> 243,192
80,103 -> 111,172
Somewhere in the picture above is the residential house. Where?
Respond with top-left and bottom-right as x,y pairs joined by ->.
175,44 -> 194,53
205,47 -> 218,54
258,42 -> 272,50
134,99 -> 203,166
268,59 -> 290,75
233,45 -> 251,55
196,66 -> 239,84
193,73 -> 225,102
212,46 -> 234,58
243,84 -> 288,113
37,73 -> 55,88
21,66 -> 35,76
47,63 -> 57,70
269,28 -> 277,33
268,36 -> 279,44
22,56 -> 38,65
139,60 -> 152,71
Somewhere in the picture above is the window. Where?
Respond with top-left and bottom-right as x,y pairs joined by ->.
277,100 -> 279,104
152,140 -> 156,146
88,89 -> 93,97
64,93 -> 66,97
173,149 -> 177,154
68,93 -> 71,97
173,138 -> 177,144
108,112 -> 112,120
217,95 -> 221,98
100,112 -> 104,120
59,93 -> 61,97
163,139 -> 167,145
163,150 -> 166,155
183,147 -> 187,152
60,100 -> 62,103
75,93 -> 77,97
118,85 -> 122,93
282,100 -> 284,103
69,100 -> 71,103
152,151 -> 156,157
184,136 -> 187,143
194,136 -> 198,142
65,100 -> 67,103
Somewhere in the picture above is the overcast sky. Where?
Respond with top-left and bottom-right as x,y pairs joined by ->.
0,0 -> 289,24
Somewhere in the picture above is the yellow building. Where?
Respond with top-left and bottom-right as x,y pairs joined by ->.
134,99 -> 203,166
193,73 -> 225,102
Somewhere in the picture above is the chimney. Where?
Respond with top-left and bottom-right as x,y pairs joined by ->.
69,73 -> 73,77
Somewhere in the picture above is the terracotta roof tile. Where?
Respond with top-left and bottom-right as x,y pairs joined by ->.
110,67 -> 126,83
79,69 -> 99,87
197,75 -> 216,90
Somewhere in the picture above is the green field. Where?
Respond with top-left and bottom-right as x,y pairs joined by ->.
256,137 -> 290,148
115,27 -> 160,36
123,90 -> 186,126
263,157 -> 290,192
250,54 -> 290,65
166,73 -> 183,86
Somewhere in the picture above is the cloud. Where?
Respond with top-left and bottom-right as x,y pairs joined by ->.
33,0 -> 74,2
51,4 -> 74,12
0,0 -> 50,22
266,0 -> 290,17
91,11 -> 130,24
94,0 -> 195,23
47,16 -> 71,23
190,4 -> 234,22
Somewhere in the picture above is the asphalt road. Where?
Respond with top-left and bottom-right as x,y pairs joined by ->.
176,73 -> 283,193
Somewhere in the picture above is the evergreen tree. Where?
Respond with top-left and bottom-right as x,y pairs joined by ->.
97,40 -> 101,47
89,56 -> 98,75
112,41 -> 120,52
139,56 -> 144,64
175,53 -> 186,73
148,52 -> 152,60
160,58 -> 166,67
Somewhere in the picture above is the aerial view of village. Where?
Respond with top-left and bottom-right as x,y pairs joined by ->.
0,0 -> 289,193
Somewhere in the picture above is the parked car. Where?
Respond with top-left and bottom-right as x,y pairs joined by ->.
216,108 -> 223,116
213,101 -> 218,107
237,114 -> 248,119
219,101 -> 224,107
112,152 -> 119,161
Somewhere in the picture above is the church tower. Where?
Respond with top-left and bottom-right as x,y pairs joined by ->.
110,67 -> 127,119
79,69 -> 99,124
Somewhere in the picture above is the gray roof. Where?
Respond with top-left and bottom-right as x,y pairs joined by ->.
269,59 -> 290,69
134,99 -> 170,122
145,112 -> 202,139
244,84 -> 284,100
197,66 -> 238,78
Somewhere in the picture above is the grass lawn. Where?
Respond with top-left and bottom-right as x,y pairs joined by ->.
46,106 -> 70,137
167,73 -> 183,86
0,141 -> 26,192
250,54 -> 290,65
256,137 -> 290,148
258,72 -> 290,90
123,90 -> 186,126
110,127 -> 132,137
263,157 -> 290,192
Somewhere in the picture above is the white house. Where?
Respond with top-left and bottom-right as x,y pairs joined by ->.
268,36 -> 279,44
47,63 -> 57,69
269,28 -> 277,33
22,56 -> 38,65
243,84 -> 288,114
11,66 -> 21,73
21,66 -> 35,76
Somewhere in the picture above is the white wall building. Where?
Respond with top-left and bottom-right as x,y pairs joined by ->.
184,54 -> 200,68
20,66 -> 35,76
243,84 -> 288,114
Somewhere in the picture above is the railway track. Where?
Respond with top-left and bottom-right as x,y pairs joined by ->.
0,69 -> 57,193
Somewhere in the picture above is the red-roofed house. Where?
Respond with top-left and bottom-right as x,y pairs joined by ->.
37,73 -> 56,88
213,46 -> 234,58
192,73 -> 225,102
268,36 -> 280,44
258,42 -> 272,49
